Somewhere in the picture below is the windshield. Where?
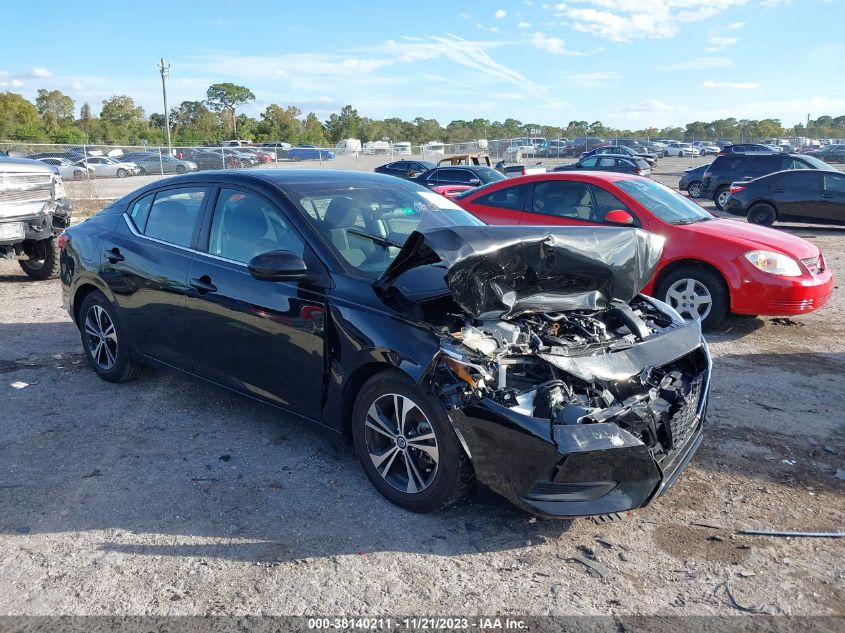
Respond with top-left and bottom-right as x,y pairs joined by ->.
476,167 -> 507,183
803,155 -> 834,170
285,181 -> 484,278
616,179 -> 713,225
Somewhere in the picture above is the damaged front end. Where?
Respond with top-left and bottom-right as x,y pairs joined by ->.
382,225 -> 710,517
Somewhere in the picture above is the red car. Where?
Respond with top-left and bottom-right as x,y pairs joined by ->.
430,184 -> 475,199
453,172 -> 833,329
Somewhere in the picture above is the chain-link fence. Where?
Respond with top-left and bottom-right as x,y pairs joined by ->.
2,137 -> 718,200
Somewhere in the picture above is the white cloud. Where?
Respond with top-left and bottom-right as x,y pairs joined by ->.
661,55 -> 735,71
726,21 -> 746,29
30,67 -> 52,78
706,35 -> 739,51
626,99 -> 678,113
518,21 -> 532,28
495,9 -> 508,18
531,31 -> 566,54
702,80 -> 759,89
550,1 -> 751,42
458,12 -> 471,20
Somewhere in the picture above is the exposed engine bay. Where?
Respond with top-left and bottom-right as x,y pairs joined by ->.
432,296 -> 707,461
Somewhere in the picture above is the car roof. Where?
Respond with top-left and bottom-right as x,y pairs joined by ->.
503,171 -> 643,184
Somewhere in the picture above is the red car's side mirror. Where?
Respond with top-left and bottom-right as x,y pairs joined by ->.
605,209 -> 635,226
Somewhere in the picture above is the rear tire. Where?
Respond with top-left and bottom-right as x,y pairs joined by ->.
687,181 -> 702,198
714,186 -> 730,211
747,203 -> 777,226
657,266 -> 729,331
176,165 -> 187,174
352,370 -> 473,513
78,291 -> 141,383
19,236 -> 60,281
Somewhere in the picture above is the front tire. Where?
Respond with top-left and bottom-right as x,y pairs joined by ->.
714,186 -> 730,211
78,291 -> 141,383
175,164 -> 186,174
352,370 -> 473,513
19,236 -> 60,280
657,266 -> 728,331
687,181 -> 702,198
116,168 -> 127,178
747,203 -> 777,226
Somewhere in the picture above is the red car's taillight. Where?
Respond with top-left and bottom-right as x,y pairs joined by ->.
729,185 -> 746,194
57,232 -> 69,251
633,168 -> 643,174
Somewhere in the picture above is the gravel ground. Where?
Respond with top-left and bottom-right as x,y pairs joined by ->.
1,158 -> 843,617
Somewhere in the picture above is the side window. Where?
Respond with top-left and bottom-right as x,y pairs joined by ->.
597,158 -> 616,167
128,193 -> 154,231
590,185 -> 630,217
474,184 -> 527,211
776,172 -> 820,192
144,187 -> 206,247
531,181 -> 593,220
824,174 -> 845,193
580,157 -> 598,167
209,189 -> 305,264
782,158 -> 809,170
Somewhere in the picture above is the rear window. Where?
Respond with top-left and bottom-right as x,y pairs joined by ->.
711,156 -> 744,172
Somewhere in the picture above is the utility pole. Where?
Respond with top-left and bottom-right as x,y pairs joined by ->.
158,58 -> 171,152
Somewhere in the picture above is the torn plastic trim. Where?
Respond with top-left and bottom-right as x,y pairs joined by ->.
377,225 -> 664,319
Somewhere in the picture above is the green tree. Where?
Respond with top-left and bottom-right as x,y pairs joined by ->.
0,92 -> 43,140
205,83 -> 255,137
324,105 -> 362,143
100,95 -> 145,126
258,104 -> 301,143
169,100 -> 220,142
35,89 -> 75,126
300,112 -> 328,145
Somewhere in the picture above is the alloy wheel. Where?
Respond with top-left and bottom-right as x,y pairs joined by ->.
84,305 -> 118,371
688,182 -> 702,198
717,190 -> 730,209
364,393 -> 439,494
665,278 -> 713,321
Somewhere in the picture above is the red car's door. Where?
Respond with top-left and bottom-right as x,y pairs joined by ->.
521,179 -> 600,226
462,182 -> 528,225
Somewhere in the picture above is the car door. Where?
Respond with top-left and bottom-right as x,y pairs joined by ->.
101,185 -> 209,370
769,171 -> 822,220
186,186 -> 327,419
464,182 -> 528,224
819,172 -> 845,224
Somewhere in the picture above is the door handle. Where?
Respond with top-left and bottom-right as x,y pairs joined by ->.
821,194 -> 833,199
189,275 -> 217,294
103,248 -> 124,263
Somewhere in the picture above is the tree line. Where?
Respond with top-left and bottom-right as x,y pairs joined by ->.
2,82 -> 844,147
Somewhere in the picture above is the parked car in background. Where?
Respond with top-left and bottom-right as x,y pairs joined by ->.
36,157 -> 92,180
806,144 -> 845,163
126,154 -> 198,175
702,153 -> 832,209
717,143 -> 776,156
679,163 -> 711,198
375,160 -> 436,179
724,169 -> 845,227
571,137 -> 605,153
28,150 -> 86,163
412,165 -> 506,188
553,155 -> 651,176
180,149 -> 237,170
0,156 -> 71,280
496,162 -> 547,178
638,140 -> 666,157
59,169 -> 710,517
287,145 -> 335,161
692,142 -> 719,156
536,139 -> 569,157
454,172 -> 833,329
664,142 -> 700,157
74,155 -> 140,178
584,145 -> 658,166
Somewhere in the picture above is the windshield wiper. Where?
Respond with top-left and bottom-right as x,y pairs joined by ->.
672,217 -> 711,225
346,227 -> 402,248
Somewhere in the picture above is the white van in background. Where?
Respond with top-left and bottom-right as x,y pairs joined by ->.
424,142 -> 445,156
393,141 -> 412,155
335,138 -> 362,155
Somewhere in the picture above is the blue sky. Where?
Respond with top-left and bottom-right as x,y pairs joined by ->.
2,0 -> 844,129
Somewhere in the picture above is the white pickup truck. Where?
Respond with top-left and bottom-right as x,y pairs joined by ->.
0,156 -> 72,279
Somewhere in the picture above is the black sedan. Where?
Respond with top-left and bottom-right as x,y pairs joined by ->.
678,163 -> 711,198
554,155 -> 652,176
60,170 -> 710,517
374,160 -> 435,179
724,169 -> 845,226
412,165 -> 505,189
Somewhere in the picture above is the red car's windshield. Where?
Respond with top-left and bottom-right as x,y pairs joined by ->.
616,179 -> 713,225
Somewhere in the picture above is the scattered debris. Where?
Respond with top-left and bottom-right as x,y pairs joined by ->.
738,569 -> 756,578
770,317 -> 804,327
592,512 -> 627,525
823,445 -> 839,455
716,581 -> 777,615
219,454 -> 231,462
10,381 -> 30,389
570,554 -> 611,578
14,526 -> 30,534
835,468 -> 845,481
781,459 -> 796,465
693,520 -> 726,530
82,469 -> 102,478
738,529 -> 844,538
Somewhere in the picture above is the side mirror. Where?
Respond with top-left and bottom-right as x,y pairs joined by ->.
604,210 -> 635,226
468,177 -> 482,186
248,250 -> 309,281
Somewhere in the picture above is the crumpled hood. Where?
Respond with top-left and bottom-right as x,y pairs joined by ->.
377,225 -> 664,319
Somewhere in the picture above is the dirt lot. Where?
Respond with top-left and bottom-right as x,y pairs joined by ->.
0,158 -> 843,617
